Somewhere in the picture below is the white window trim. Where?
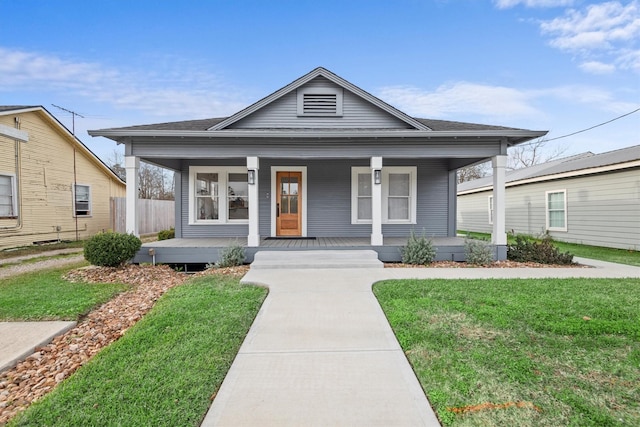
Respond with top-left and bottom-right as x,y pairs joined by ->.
188,166 -> 249,225
270,166 -> 307,237
351,166 -> 417,225
0,173 -> 18,218
73,183 -> 92,217
297,87 -> 343,117
488,195 -> 494,225
545,189 -> 567,232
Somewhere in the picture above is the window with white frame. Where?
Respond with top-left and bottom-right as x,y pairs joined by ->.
0,174 -> 17,218
189,166 -> 249,224
546,190 -> 567,231
351,167 -> 417,224
74,184 -> 91,216
488,195 -> 494,224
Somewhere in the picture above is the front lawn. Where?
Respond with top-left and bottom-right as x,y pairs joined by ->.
10,274 -> 267,427
374,278 -> 640,426
0,264 -> 129,320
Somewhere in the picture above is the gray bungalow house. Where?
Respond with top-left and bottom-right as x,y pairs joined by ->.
89,67 -> 546,264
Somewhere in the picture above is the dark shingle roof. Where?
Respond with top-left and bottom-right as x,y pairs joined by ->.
0,105 -> 40,113
97,116 -> 525,132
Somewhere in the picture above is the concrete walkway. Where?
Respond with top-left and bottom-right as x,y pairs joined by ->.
202,253 -> 640,426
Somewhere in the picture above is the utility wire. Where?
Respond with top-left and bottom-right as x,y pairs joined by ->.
522,106 -> 640,146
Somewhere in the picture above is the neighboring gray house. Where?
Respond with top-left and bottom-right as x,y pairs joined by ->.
458,145 -> 640,251
90,67 -> 546,263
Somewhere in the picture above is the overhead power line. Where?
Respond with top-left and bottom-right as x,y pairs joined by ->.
524,106 -> 640,146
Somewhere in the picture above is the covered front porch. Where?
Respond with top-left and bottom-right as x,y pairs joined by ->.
133,236 -> 498,265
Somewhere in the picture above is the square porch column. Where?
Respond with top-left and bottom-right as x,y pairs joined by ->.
491,155 -> 507,245
247,157 -> 260,247
125,156 -> 140,236
371,156 -> 383,246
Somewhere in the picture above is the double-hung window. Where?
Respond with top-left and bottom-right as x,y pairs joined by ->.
0,174 -> 17,218
351,166 -> 417,224
189,166 -> 249,224
74,184 -> 91,217
546,190 -> 567,231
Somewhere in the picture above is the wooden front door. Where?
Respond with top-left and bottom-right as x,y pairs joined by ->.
276,171 -> 302,236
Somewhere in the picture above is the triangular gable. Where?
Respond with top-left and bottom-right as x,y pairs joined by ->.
209,67 -> 430,131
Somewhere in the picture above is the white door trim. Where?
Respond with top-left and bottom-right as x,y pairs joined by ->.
270,166 -> 307,237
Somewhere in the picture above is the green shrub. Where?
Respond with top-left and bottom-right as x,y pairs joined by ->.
464,238 -> 494,265
84,232 -> 142,267
158,228 -> 175,241
401,231 -> 436,265
507,234 -> 574,265
216,243 -> 246,268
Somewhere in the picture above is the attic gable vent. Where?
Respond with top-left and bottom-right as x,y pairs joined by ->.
297,87 -> 343,116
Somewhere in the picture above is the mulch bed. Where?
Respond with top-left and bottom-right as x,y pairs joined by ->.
386,260 -> 588,268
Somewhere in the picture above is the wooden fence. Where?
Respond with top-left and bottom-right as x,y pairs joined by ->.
110,198 -> 175,235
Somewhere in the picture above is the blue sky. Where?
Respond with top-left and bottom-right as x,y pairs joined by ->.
1,0 -> 638,164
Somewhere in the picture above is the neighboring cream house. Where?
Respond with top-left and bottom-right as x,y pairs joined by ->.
0,106 -> 126,250
457,145 -> 640,251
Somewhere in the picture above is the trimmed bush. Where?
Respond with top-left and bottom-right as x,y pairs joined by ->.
507,234 -> 574,265
464,238 -> 494,265
216,243 -> 245,268
401,231 -> 436,265
158,228 -> 175,241
84,232 -> 142,267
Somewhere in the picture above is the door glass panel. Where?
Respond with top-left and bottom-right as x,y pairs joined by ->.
289,177 -> 298,195
281,177 -> 289,195
290,195 -> 298,214
280,195 -> 289,214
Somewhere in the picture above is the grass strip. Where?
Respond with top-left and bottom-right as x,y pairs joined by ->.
0,241 -> 84,261
0,264 -> 128,321
10,274 -> 267,427
374,278 -> 640,426
458,231 -> 640,267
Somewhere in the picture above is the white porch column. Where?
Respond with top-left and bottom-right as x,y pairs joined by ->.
371,156 -> 383,246
491,155 -> 507,245
247,157 -> 260,247
125,156 -> 140,236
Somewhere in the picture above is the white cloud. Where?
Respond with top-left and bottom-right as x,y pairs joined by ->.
0,47 -> 247,118
538,1 -> 640,73
579,61 -> 616,74
378,82 -> 541,122
494,0 -> 574,9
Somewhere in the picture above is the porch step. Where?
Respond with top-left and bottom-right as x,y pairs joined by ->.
250,250 -> 383,269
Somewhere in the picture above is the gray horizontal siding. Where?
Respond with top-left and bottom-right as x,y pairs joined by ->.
179,158 -> 452,241
457,168 -> 640,250
229,77 -> 412,129
131,140 -> 504,160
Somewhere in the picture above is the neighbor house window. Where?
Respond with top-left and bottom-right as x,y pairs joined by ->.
0,174 -> 17,218
351,166 -> 417,224
297,87 -> 343,116
189,166 -> 249,224
546,190 -> 567,231
488,195 -> 494,224
74,184 -> 91,216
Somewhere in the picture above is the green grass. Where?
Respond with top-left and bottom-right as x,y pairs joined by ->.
10,274 -> 267,427
458,231 -> 640,267
0,263 -> 129,321
0,241 -> 84,261
374,278 -> 640,426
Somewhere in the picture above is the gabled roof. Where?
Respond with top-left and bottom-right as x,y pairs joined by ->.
0,105 -> 125,185
458,144 -> 640,194
209,67 -> 430,131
